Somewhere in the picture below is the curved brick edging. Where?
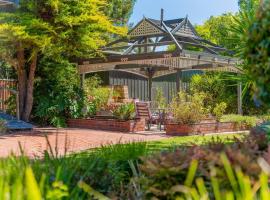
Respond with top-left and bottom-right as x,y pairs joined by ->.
165,122 -> 248,136
67,118 -> 145,133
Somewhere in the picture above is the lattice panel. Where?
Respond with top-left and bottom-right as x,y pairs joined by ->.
129,19 -> 164,37
175,24 -> 195,36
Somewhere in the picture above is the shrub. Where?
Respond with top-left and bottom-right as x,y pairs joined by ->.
259,114 -> 270,123
154,87 -> 167,109
170,92 -> 206,124
213,102 -> 227,121
221,114 -> 259,128
112,103 -> 136,120
251,122 -> 270,142
244,0 -> 270,106
129,135 -> 269,200
190,72 -> 237,114
84,76 -> 111,116
34,58 -> 83,127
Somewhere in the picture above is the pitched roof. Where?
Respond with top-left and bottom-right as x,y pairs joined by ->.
129,17 -> 200,39
105,14 -> 228,56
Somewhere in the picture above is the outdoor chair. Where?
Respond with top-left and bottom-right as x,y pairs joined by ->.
135,102 -> 165,131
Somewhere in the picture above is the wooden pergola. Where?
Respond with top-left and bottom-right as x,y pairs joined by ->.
0,0 -> 16,7
77,10 -> 243,114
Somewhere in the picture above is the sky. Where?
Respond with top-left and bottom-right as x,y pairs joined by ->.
129,0 -> 239,25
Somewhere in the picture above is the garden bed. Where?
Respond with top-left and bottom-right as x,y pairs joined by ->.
165,121 -> 248,136
67,118 -> 145,133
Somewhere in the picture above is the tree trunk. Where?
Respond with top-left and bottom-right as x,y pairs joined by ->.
16,44 -> 27,119
22,53 -> 38,122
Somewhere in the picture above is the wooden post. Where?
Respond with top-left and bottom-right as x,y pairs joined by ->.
16,92 -> 20,120
148,74 -> 153,101
147,68 -> 155,101
144,37 -> 148,53
237,82 -> 243,115
176,70 -> 182,94
81,73 -> 85,89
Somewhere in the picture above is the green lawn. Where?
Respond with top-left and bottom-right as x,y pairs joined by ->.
147,133 -> 247,151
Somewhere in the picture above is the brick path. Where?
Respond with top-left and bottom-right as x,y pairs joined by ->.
0,128 -> 168,158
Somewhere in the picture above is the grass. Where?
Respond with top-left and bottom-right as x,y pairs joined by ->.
147,133 -> 247,151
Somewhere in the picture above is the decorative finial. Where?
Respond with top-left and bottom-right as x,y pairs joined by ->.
161,8 -> 164,26
185,15 -> 188,24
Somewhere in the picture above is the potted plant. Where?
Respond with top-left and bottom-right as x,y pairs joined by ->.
166,92 -> 206,135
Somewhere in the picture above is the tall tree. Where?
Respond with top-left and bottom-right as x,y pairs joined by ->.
238,0 -> 259,13
195,13 -> 235,50
0,0 -> 126,121
107,0 -> 137,25
244,0 -> 270,106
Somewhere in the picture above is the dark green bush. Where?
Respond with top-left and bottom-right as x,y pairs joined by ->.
244,0 -> 270,107
34,58 -> 83,127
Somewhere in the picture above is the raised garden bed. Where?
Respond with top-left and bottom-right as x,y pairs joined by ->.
67,118 -> 145,133
165,121 -> 248,136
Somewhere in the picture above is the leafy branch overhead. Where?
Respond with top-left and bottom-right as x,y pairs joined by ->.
0,0 -> 128,122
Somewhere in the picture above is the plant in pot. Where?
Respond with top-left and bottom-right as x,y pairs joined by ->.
166,92 -> 208,135
170,92 -> 206,125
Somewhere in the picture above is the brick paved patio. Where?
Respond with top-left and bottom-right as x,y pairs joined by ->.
0,128 -> 168,158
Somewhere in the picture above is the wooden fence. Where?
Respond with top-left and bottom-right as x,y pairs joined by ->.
0,79 -> 17,112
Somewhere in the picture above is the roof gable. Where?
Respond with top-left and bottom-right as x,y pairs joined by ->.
172,18 -> 199,38
128,18 -> 165,38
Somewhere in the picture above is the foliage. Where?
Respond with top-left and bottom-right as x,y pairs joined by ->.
0,133 -> 256,199
170,92 -> 206,124
190,72 -> 237,114
34,58 -> 83,127
31,141 -> 148,199
251,121 -> 270,142
244,0 -> 270,107
0,61 -> 15,80
4,95 -> 16,116
0,155 -> 113,199
112,103 -> 136,120
130,134 -> 269,199
238,0 -> 260,14
0,0 -> 127,121
259,115 -> 270,123
84,76 -> 111,116
213,102 -> 227,122
196,13 -> 235,51
221,114 -> 259,128
106,0 -> 137,25
154,87 -> 166,109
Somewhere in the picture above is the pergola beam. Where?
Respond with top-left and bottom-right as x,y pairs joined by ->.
161,21 -> 183,51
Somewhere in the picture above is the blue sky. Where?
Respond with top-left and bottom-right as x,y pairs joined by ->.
129,0 -> 239,25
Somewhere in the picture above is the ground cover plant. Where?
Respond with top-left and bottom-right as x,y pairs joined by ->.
127,133 -> 269,199
0,133 -> 262,200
